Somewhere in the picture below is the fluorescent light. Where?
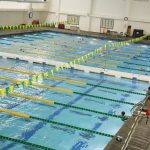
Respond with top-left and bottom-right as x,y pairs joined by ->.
0,0 -> 47,3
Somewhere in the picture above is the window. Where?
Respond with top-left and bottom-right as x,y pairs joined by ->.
100,18 -> 114,29
67,15 -> 80,25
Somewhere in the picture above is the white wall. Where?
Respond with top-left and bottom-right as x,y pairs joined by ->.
1,0 -> 150,34
0,1 -> 45,26
129,0 -> 150,34
60,0 -> 90,15
43,0 -> 150,34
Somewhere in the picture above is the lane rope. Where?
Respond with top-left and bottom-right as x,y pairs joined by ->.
0,135 -> 54,150
0,107 -> 114,138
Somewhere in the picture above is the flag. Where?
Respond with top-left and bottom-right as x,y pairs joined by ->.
21,81 -> 25,88
1,89 -> 5,98
9,85 -> 14,93
50,70 -> 54,75
69,62 -> 73,66
55,67 -> 59,72
60,65 -> 64,70
32,75 -> 37,82
5,87 -> 9,94
25,80 -> 29,87
44,72 -> 49,78
38,74 -> 43,80
78,58 -> 80,63
81,56 -> 85,62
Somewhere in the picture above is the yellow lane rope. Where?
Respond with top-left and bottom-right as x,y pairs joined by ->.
106,50 -> 143,60
0,77 -> 19,84
0,77 -> 75,93
9,93 -> 54,105
2,42 -> 85,56
35,37 -> 78,46
0,75 -> 86,87
0,47 -> 75,61
36,39 -> 90,50
1,45 -> 119,65
86,61 -> 117,68
111,51 -> 140,56
11,38 -> 83,52
0,74 -> 75,93
36,36 -> 69,44
0,47 -> 24,53
95,57 -> 121,63
0,67 -> 36,75
116,56 -> 130,59
0,107 -> 29,118
115,50 -> 143,54
48,76 -> 86,85
32,83 -> 73,93
11,44 -> 71,54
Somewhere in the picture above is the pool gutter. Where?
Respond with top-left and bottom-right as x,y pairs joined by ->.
0,52 -> 149,83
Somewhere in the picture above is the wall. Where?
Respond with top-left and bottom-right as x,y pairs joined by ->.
129,0 -> 150,34
0,1 -> 45,26
43,0 -> 150,34
1,0 -> 150,34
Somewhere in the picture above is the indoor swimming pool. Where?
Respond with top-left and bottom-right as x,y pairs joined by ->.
0,57 -> 149,150
0,31 -> 150,75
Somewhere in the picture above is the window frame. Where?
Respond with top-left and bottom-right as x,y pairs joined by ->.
67,15 -> 80,26
100,18 -> 114,29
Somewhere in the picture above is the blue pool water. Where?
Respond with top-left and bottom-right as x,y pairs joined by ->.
0,32 -> 149,150
0,32 -> 150,75
0,57 -> 149,150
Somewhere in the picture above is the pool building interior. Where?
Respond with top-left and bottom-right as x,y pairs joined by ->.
0,0 -> 150,150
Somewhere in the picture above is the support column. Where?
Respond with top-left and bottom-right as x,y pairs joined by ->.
123,0 -> 132,34
28,3 -> 33,25
88,0 -> 93,31
57,0 -> 61,22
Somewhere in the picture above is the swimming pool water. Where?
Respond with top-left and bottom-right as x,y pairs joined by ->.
0,32 -> 149,75
0,56 -> 149,150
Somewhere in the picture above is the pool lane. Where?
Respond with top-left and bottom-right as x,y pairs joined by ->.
0,32 -> 149,75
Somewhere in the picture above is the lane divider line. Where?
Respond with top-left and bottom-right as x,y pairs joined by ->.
0,67 -> 36,75
9,92 -> 128,119
9,93 -> 54,105
0,74 -> 145,95
0,135 -> 54,150
0,107 -> 114,138
124,62 -> 150,68
32,83 -> 73,93
0,107 -> 29,118
87,83 -> 145,96
118,66 -> 150,73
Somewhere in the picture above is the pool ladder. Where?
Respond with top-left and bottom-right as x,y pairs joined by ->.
130,98 -> 146,113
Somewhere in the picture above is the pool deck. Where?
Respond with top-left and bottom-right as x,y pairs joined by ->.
105,97 -> 150,150
0,27 -> 150,45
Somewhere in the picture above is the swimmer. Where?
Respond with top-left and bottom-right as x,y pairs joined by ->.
133,56 -> 137,59
121,111 -> 125,117
20,48 -> 24,52
121,111 -> 127,121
